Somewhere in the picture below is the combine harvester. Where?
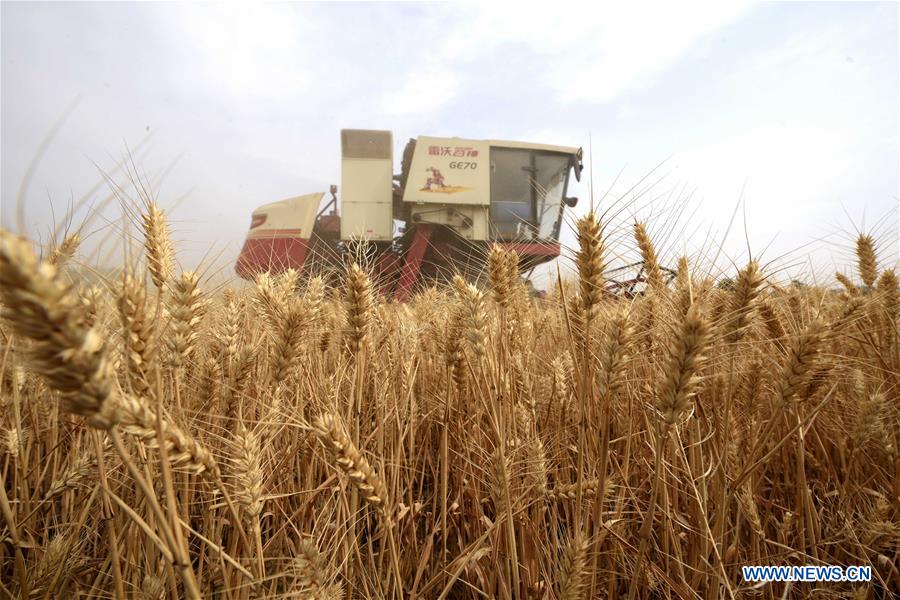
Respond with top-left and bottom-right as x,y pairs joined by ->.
236,129 -> 583,300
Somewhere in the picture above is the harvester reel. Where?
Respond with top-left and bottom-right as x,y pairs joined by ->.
605,261 -> 677,297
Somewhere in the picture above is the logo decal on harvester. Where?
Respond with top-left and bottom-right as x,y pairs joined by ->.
427,145 -> 479,157
420,167 -> 472,194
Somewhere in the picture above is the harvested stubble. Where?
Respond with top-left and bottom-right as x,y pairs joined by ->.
0,218 -> 898,600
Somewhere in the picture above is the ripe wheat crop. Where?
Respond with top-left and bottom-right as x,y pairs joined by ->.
0,205 -> 897,599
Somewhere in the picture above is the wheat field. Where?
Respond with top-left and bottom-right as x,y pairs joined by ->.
0,203 -> 897,599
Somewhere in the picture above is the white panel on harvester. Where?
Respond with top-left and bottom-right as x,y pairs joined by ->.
340,129 -> 394,241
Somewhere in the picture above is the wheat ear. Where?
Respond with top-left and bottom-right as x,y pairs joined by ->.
598,308 -> 632,399
47,233 -> 81,267
269,296 -> 308,383
452,274 -> 487,356
216,289 -> 243,362
291,538 -> 326,598
305,275 -> 326,322
45,436 -> 111,500
0,230 -> 119,429
343,263 -> 374,354
877,269 -> 897,323
231,425 -> 264,522
547,478 -> 608,502
576,211 -> 605,317
856,234 -> 878,288
443,304 -> 467,389
558,531 -> 589,600
674,255 -> 693,315
835,272 -> 859,295
141,202 -> 174,291
253,272 -> 285,327
725,260 -> 763,342
140,575 -> 166,600
634,222 -> 665,293
168,270 -> 207,369
313,413 -> 389,516
118,271 -> 156,396
775,319 -> 826,407
758,299 -> 786,345
119,394 -> 219,477
488,244 -> 513,308
656,303 -> 710,426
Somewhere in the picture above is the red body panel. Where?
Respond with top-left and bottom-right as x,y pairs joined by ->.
317,215 -> 341,235
498,241 -> 560,258
235,236 -> 312,278
395,224 -> 434,302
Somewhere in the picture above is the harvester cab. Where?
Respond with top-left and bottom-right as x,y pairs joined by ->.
236,129 -> 583,300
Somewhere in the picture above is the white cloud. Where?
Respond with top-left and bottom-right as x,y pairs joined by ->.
632,120 -> 866,275
442,2 -> 753,104
380,66 -> 461,116
155,4 -> 314,103
675,122 -> 854,219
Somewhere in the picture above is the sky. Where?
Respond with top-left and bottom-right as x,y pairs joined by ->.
1,1 -> 898,287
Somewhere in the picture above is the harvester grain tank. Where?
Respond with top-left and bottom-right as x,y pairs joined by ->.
236,130 -> 583,299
